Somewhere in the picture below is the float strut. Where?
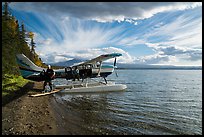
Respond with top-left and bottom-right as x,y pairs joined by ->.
104,77 -> 107,84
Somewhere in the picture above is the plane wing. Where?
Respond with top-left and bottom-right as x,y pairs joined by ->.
71,53 -> 122,67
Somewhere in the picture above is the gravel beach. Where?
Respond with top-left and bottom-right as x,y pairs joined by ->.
2,82 -> 59,135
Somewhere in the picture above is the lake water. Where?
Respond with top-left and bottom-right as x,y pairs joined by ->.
51,69 -> 202,135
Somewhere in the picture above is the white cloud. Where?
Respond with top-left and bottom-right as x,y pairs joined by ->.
39,47 -> 136,64
118,37 -> 145,46
125,19 -> 138,25
33,17 -> 125,57
136,46 -> 202,66
38,38 -> 52,45
144,13 -> 202,49
140,2 -> 201,19
135,53 -> 169,64
134,22 -> 138,25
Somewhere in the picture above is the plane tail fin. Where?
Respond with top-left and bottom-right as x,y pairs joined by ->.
16,54 -> 43,78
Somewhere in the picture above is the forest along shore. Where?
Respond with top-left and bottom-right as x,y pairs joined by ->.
2,82 -> 59,135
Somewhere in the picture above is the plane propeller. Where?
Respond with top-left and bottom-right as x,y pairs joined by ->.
114,57 -> 118,77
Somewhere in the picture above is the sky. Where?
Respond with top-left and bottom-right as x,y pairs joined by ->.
8,2 -> 202,66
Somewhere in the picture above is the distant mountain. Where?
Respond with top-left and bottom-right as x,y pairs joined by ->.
116,63 -> 202,70
50,59 -> 202,70
50,58 -> 85,67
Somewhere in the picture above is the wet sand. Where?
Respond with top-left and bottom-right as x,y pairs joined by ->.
2,82 -> 59,135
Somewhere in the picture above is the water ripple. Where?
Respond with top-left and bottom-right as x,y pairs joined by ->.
53,70 -> 202,135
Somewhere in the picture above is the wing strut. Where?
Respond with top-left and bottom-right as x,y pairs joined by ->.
97,61 -> 102,77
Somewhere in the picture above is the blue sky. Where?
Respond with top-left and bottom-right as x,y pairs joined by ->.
8,2 -> 202,66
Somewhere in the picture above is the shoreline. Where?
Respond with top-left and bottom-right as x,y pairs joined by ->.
50,94 -> 90,135
2,82 -> 59,135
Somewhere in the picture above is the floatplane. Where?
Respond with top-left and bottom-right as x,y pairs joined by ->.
16,53 -> 127,96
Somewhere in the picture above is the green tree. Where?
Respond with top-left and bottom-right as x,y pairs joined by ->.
2,2 -> 11,20
2,2 -> 46,76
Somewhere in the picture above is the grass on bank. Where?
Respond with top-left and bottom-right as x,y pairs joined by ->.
2,74 -> 29,97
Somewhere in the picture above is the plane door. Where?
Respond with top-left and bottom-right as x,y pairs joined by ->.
79,64 -> 92,79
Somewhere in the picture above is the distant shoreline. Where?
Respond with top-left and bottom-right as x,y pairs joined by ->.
116,68 -> 202,70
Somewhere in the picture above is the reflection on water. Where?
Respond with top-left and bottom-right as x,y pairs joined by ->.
52,70 -> 202,135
